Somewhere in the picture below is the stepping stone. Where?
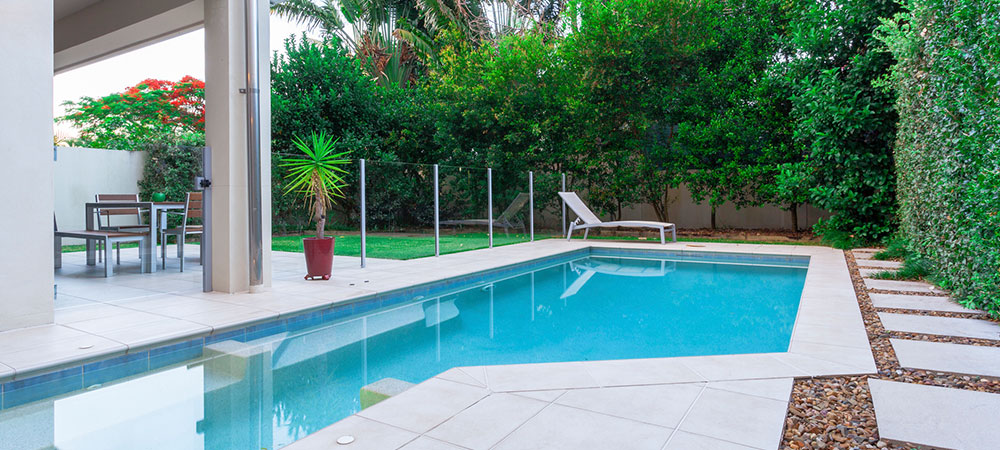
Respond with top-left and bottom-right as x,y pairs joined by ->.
879,313 -> 1000,341
859,268 -> 896,278
855,259 -> 902,269
853,248 -> 884,253
871,293 -> 981,313
869,378 -> 1000,450
864,278 -> 942,294
890,339 -> 1000,377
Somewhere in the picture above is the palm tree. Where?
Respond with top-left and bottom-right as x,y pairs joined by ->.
273,0 -> 422,87
273,0 -> 566,81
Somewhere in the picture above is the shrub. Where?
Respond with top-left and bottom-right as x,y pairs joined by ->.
783,0 -> 900,244
878,0 -> 1000,315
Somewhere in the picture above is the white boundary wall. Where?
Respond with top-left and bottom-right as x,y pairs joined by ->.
54,147 -> 147,239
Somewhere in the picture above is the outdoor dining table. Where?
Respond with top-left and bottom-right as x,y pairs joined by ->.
84,201 -> 185,273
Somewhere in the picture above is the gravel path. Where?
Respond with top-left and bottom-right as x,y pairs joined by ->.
780,250 -> 1000,450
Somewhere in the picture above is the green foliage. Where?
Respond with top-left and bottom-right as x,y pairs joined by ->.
561,0 -> 719,220
783,0 -> 900,243
869,255 -> 930,281
424,30 -> 576,214
280,132 -> 352,238
136,134 -> 205,227
873,235 -> 908,260
878,0 -> 1000,315
59,76 -> 204,150
675,0 -> 796,228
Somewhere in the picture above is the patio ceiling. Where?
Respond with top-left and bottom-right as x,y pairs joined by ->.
54,0 -> 204,73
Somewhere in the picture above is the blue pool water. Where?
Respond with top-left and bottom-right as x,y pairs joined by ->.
0,251 -> 806,449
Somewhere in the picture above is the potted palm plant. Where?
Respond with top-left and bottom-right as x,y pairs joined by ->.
281,132 -> 350,280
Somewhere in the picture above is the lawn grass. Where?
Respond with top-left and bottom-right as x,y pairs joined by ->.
272,233 -> 540,260
61,231 -> 823,261
273,231 -> 822,260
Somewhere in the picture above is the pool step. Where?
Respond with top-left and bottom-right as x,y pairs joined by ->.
361,378 -> 415,409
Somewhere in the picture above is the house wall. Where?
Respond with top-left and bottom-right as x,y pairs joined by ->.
0,0 -> 56,331
53,147 -> 148,242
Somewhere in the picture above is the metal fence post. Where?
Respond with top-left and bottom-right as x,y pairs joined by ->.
360,159 -> 366,268
487,168 -> 493,249
434,164 -> 440,257
561,173 -> 566,237
529,171 -> 534,242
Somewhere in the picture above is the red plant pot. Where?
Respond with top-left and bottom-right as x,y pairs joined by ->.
303,237 -> 334,280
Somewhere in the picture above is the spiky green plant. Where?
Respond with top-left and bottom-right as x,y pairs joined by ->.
280,132 -> 351,239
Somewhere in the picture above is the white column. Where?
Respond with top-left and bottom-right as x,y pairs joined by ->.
203,0 -> 271,293
0,0 -> 54,331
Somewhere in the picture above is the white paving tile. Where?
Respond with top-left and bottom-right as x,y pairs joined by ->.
854,259 -> 901,269
426,393 -> 547,449
554,383 -> 703,428
397,436 -> 464,450
864,278 -> 943,294
879,313 -> 1000,341
510,389 -> 565,402
284,415 -> 417,450
787,341 -> 878,372
869,378 -> 1000,450
582,357 -> 705,386
0,362 -> 14,380
890,339 -> 1000,377
358,377 -> 489,433
706,378 -> 793,402
859,268 -> 895,277
485,362 -> 600,391
870,293 -> 981,313
493,403 -> 672,450
663,431 -> 757,450
678,354 -> 807,381
434,367 -> 485,387
677,384 -> 789,449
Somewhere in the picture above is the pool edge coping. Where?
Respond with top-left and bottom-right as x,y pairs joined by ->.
1,241 -> 869,412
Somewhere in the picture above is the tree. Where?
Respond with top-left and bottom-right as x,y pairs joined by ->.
58,76 -> 204,150
675,0 -> 796,229
560,0 -> 718,219
782,0 -> 900,244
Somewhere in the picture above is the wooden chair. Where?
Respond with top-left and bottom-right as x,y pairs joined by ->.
54,216 -> 147,277
161,192 -> 203,272
95,193 -> 148,265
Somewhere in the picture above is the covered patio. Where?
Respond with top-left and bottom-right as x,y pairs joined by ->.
1,0 -> 277,336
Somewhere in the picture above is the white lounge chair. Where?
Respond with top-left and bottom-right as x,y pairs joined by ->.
559,192 -> 677,244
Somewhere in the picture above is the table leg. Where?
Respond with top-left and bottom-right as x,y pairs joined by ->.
85,205 -> 96,265
142,207 -> 157,273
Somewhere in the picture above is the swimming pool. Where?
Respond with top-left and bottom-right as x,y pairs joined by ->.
0,249 -> 807,449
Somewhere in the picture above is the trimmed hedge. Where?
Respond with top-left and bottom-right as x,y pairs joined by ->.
879,0 -> 1000,315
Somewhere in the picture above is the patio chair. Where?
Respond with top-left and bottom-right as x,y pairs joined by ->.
95,193 -> 148,265
160,192 -> 203,272
440,192 -> 529,235
54,216 -> 147,278
558,192 -> 676,244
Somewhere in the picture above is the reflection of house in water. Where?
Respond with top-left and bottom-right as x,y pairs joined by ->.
199,296 -> 462,448
562,257 -> 677,299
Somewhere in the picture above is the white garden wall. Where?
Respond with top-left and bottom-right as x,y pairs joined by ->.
53,147 -> 147,242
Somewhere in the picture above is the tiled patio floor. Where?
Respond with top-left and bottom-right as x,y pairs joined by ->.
2,239 -> 875,449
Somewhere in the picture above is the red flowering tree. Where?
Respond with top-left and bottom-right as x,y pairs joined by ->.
59,76 -> 205,149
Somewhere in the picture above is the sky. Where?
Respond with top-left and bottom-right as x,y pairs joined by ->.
53,14 -> 313,139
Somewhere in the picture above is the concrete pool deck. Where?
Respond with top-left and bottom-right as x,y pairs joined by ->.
1,240 -> 872,448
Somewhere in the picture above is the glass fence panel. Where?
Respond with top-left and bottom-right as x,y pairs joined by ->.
364,160 -> 435,260
532,171 -> 564,240
491,169 -> 532,246
438,165 -> 490,255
